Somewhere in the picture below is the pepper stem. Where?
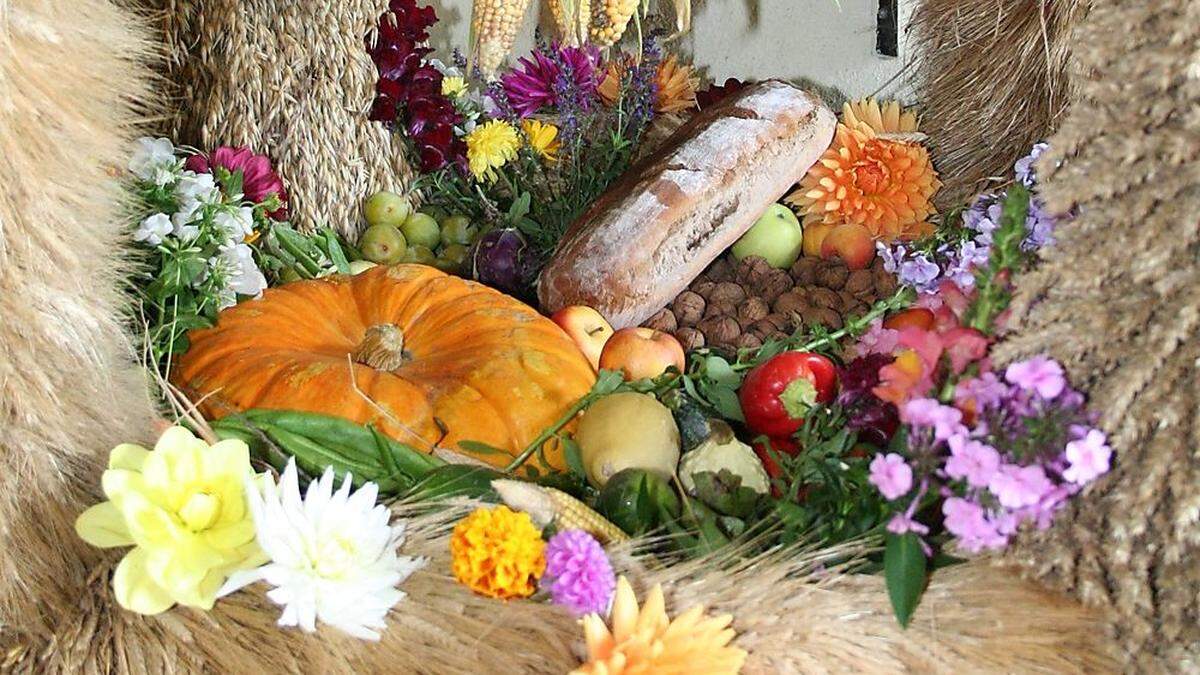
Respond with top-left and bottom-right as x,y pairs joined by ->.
779,378 -> 817,420
353,324 -> 409,371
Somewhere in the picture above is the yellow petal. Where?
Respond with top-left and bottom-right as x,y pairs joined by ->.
122,490 -> 182,547
205,438 -> 251,478
637,584 -> 667,635
609,576 -> 639,641
75,501 -> 134,548
203,518 -> 257,550
108,443 -> 149,471
101,468 -> 146,501
113,548 -> 175,615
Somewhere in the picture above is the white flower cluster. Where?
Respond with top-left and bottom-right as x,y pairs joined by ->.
128,137 -> 268,309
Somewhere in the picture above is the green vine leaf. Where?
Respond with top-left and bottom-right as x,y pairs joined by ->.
884,531 -> 928,628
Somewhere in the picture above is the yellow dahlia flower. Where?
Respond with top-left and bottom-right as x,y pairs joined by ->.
573,576 -> 747,675
842,98 -> 920,136
466,120 -> 520,182
74,426 -> 266,615
653,54 -> 700,114
522,119 -> 561,162
787,125 -> 940,241
442,76 -> 468,98
450,505 -> 545,599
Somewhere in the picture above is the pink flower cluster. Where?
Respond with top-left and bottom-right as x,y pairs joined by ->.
869,356 -> 1112,554
186,146 -> 288,220
541,530 -> 615,616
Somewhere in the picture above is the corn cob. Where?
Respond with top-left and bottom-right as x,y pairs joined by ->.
470,0 -> 534,77
589,0 -> 639,47
548,0 -> 591,46
492,479 -> 629,544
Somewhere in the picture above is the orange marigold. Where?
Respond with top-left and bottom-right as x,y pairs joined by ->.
450,505 -> 546,599
786,124 -> 940,242
597,54 -> 699,114
572,576 -> 747,675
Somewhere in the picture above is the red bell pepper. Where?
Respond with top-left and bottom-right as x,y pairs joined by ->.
739,351 -> 837,438
752,436 -> 801,480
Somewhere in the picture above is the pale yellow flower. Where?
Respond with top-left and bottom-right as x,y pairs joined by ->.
522,119 -> 561,162
75,426 -> 266,614
442,76 -> 468,98
466,120 -> 520,182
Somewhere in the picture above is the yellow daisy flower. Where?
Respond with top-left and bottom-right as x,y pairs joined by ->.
466,120 -> 520,182
522,119 -> 561,162
442,76 -> 468,98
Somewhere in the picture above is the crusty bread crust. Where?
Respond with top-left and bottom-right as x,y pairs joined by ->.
538,80 -> 836,328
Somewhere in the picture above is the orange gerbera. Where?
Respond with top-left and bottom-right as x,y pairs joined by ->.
787,124 -> 940,241
598,54 -> 699,114
572,577 -> 746,675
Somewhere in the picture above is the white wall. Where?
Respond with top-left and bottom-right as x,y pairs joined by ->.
426,0 -> 914,99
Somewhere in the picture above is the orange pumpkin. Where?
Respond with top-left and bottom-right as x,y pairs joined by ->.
173,265 -> 597,470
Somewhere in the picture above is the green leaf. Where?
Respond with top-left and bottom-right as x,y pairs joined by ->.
703,355 -> 741,388
705,384 -> 744,422
884,532 -> 928,628
691,470 -> 762,518
507,192 -> 531,222
322,228 -> 351,274
561,435 -> 586,478
457,440 -> 510,456
593,369 -> 626,396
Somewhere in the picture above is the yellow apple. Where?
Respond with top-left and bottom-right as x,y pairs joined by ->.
599,327 -> 686,381
551,305 -> 614,371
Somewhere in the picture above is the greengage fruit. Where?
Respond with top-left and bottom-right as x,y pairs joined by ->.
401,212 -> 441,249
362,191 -> 412,228
360,223 -> 407,264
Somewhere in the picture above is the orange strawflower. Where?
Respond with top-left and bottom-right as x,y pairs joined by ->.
598,54 -> 699,114
572,576 -> 747,675
450,506 -> 546,599
841,98 -> 920,136
787,124 -> 940,242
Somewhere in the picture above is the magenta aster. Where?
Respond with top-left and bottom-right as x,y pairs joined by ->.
186,146 -> 287,220
501,43 -> 599,118
542,530 -> 614,616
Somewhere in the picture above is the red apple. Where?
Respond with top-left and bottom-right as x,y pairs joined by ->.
820,222 -> 876,270
598,327 -> 686,381
551,305 -> 614,371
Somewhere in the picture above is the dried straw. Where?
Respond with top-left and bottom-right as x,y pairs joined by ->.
994,0 -> 1200,668
149,0 -> 413,237
909,0 -> 1090,205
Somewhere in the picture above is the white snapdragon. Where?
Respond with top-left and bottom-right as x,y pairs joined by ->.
219,461 -> 425,640
176,170 -> 219,205
129,137 -> 179,186
214,206 -> 255,243
132,213 -> 173,246
210,243 -> 267,308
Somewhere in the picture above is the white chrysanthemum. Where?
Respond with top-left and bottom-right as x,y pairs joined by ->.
219,460 -> 424,640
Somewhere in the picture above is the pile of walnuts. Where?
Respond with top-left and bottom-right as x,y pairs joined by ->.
643,254 -> 898,352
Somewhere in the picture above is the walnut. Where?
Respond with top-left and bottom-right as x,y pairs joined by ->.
763,313 -> 795,332
873,268 -> 898,295
704,299 -> 738,319
790,256 -> 819,286
871,254 -> 887,272
772,289 -> 810,316
808,287 -> 841,309
736,333 -> 763,350
816,260 -> 849,289
766,329 -> 790,342
736,297 -> 770,326
758,269 -> 794,304
838,290 -> 858,310
644,308 -> 678,333
697,316 -> 741,346
804,307 -> 843,329
845,269 -> 874,295
675,327 -> 706,351
749,318 -> 778,339
672,291 -> 706,326
691,280 -> 716,300
736,255 -> 774,287
706,257 -> 735,282
709,281 -> 747,306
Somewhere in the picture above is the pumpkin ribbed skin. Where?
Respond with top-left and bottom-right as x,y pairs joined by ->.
174,265 -> 596,470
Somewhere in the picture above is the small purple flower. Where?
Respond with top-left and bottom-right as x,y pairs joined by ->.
1062,428 -> 1112,484
1005,356 -> 1066,400
855,319 -> 900,357
1015,142 -> 1049,187
954,372 -> 1007,412
945,434 -> 1001,488
887,512 -> 930,537
542,530 -> 615,616
898,255 -> 940,289
869,453 -> 913,500
943,497 -> 1006,553
901,398 -> 966,441
988,463 -> 1054,509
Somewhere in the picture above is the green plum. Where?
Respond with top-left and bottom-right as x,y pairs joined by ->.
401,212 -> 442,250
403,245 -> 437,266
731,203 -> 804,269
362,191 -> 412,228
360,223 -> 407,264
440,214 -> 478,246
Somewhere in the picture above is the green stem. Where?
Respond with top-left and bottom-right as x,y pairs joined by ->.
503,393 -> 595,474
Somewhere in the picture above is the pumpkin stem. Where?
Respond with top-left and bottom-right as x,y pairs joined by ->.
353,324 -> 409,370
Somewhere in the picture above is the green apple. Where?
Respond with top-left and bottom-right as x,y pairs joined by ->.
731,203 -> 804,269
360,223 -> 407,264
363,191 -> 412,228
402,245 -> 437,266
401,212 -> 442,249
440,214 -> 478,246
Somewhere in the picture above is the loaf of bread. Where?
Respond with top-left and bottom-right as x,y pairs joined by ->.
538,81 -> 836,329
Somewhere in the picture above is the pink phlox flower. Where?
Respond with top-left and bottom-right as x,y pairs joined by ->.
942,497 -> 1007,553
1062,428 -> 1112,484
869,453 -> 914,500
954,372 -> 1007,412
945,434 -> 1001,488
855,319 -> 900,357
1004,355 -> 1066,400
901,398 -> 966,441
988,463 -> 1054,509
542,530 -> 615,616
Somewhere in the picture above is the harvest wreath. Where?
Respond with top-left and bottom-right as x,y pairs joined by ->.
67,0 -> 1115,671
